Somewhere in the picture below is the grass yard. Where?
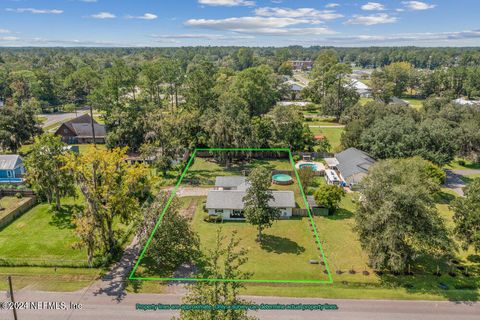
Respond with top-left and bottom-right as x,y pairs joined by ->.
0,267 -> 100,292
0,197 -> 88,266
309,126 -> 344,152
446,158 -> 480,170
137,196 -> 329,282
404,98 -> 425,110
310,190 -> 480,301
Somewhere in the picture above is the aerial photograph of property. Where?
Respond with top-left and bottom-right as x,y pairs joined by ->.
0,0 -> 479,319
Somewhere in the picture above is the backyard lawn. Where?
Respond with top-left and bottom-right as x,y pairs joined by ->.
309,126 -> 344,152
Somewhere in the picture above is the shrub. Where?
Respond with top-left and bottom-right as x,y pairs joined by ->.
204,215 -> 223,223
293,155 -> 301,162
458,160 -> 466,166
15,192 -> 23,199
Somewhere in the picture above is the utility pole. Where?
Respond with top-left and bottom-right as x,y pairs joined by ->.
89,105 -> 97,148
8,276 -> 18,320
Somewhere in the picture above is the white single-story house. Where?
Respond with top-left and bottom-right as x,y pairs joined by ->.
335,148 -> 376,187
206,176 -> 296,221
349,79 -> 371,97
0,155 -> 25,183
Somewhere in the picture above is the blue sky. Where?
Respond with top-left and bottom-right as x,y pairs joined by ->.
0,0 -> 479,47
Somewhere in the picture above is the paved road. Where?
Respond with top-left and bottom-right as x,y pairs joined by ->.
1,289 -> 479,320
40,110 -> 88,129
444,169 -> 480,196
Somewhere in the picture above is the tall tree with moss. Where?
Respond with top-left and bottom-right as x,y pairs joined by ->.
25,134 -> 76,210
66,147 -> 150,260
355,158 -> 451,273
243,167 -> 280,242
177,230 -> 256,320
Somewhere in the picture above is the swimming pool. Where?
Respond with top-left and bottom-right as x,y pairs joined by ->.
299,163 -> 318,171
272,174 -> 294,185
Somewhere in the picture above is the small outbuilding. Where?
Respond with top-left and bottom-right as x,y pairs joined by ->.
0,155 -> 25,183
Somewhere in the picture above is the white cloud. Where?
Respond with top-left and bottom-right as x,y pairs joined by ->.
0,36 -> 19,41
198,0 -> 255,7
347,13 -> 397,25
327,30 -> 480,44
0,29 -> 12,34
361,2 -> 385,11
80,0 -> 98,2
325,3 -> 340,8
402,1 -> 436,11
152,33 -> 254,40
255,7 -> 343,21
185,16 -> 335,35
6,8 -> 63,14
126,13 -> 158,20
91,12 -> 116,19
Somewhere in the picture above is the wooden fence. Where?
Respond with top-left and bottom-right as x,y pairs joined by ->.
292,207 -> 329,217
0,189 -> 36,197
0,196 -> 37,230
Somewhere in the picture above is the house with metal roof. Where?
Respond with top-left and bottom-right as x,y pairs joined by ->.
206,176 -> 296,220
54,114 -> 107,144
335,148 -> 376,187
0,155 -> 25,183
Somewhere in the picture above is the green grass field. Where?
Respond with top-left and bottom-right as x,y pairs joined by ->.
445,158 -> 480,170
0,197 -> 89,266
309,127 -> 344,152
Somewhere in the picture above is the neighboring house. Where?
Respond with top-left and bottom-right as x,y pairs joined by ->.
290,60 -> 313,71
350,79 -> 371,97
389,97 -> 410,107
206,176 -> 296,220
54,114 -> 107,144
0,155 -> 25,182
284,79 -> 306,100
335,148 -> 376,188
452,97 -> 480,106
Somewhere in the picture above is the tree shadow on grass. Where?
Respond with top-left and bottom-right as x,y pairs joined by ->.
377,256 -> 480,302
49,204 -> 83,230
435,191 -> 458,205
260,235 -> 305,255
324,208 -> 353,221
467,255 -> 480,264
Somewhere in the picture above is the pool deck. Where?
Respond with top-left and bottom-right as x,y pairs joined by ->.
295,161 -> 326,173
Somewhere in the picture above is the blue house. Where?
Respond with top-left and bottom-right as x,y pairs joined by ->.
0,155 -> 25,183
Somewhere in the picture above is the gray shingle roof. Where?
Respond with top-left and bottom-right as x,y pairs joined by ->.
335,148 -> 375,182
0,155 -> 22,170
70,123 -> 107,138
215,176 -> 247,189
206,190 -> 295,210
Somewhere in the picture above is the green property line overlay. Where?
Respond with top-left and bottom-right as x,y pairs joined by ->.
129,148 -> 333,284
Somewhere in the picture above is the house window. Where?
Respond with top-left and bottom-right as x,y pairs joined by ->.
215,209 -> 224,215
230,210 -> 244,219
7,170 -> 13,178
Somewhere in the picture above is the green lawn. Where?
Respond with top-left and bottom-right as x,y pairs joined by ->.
310,190 -> 480,301
0,267 -> 100,292
0,197 -> 89,266
403,98 -> 425,110
138,196 -> 329,282
309,126 -> 344,152
445,158 -> 480,170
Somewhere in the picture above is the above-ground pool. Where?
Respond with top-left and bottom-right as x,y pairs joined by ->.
272,174 -> 294,185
